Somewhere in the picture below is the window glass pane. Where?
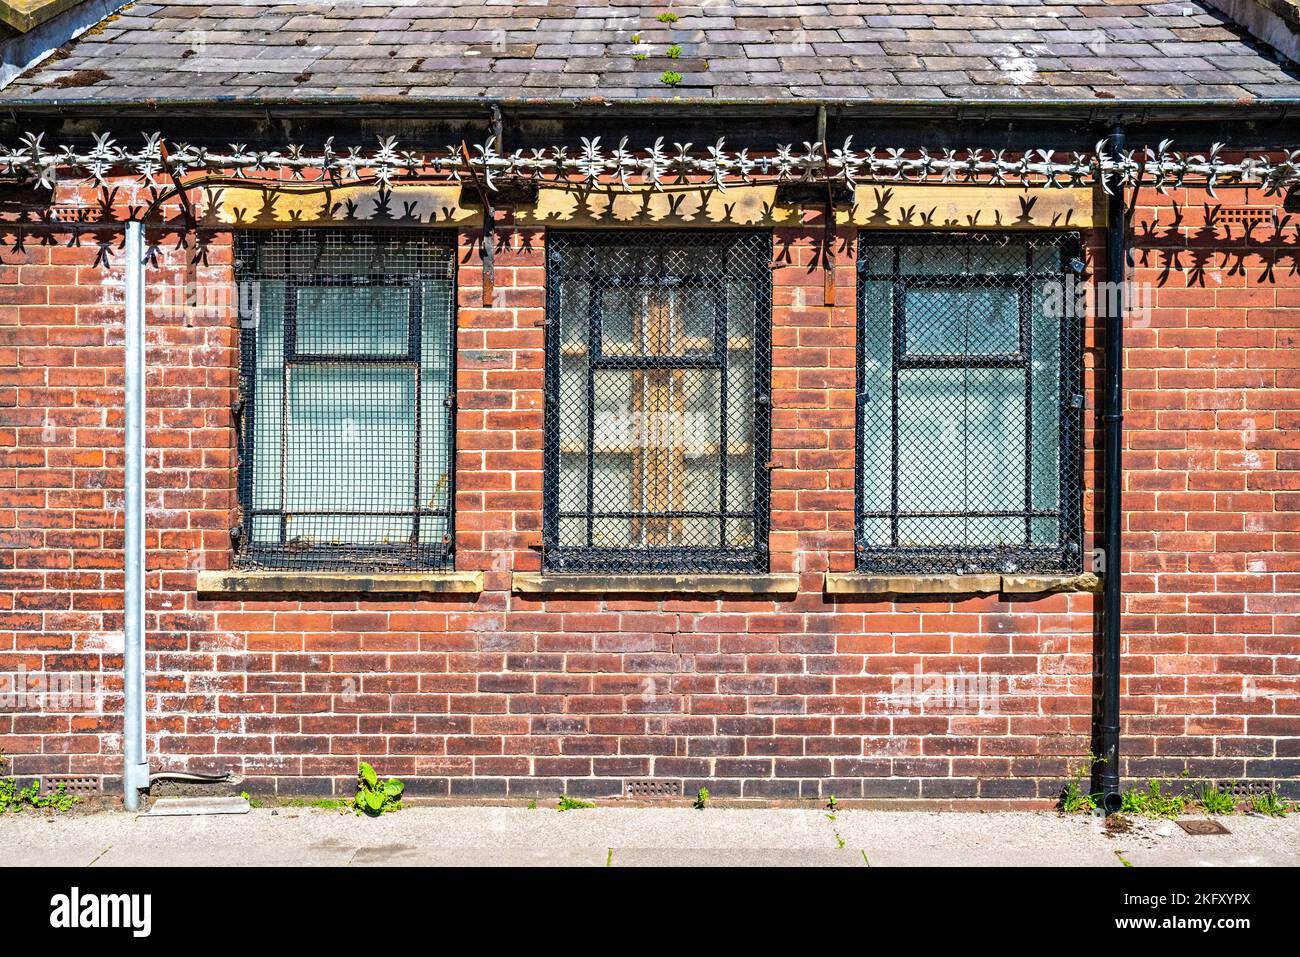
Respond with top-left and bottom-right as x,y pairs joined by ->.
582,367 -> 723,546
592,453 -> 631,546
251,281 -> 285,522
964,368 -> 1028,512
558,517 -> 586,547
896,368 -> 1020,505
900,243 -> 964,275
284,366 -> 416,546
973,242 -> 1026,274
559,281 -> 590,347
419,278 -> 453,527
1030,242 -> 1061,273
896,369 -> 1026,517
1030,277 -> 1064,544
600,287 -> 713,358
858,244 -> 893,276
725,349 -> 754,459
295,286 -> 410,356
250,515 -> 278,543
725,515 -> 754,548
858,274 -> 892,526
903,286 -> 1019,356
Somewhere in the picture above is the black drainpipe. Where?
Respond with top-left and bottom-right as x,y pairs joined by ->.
1097,123 -> 1126,813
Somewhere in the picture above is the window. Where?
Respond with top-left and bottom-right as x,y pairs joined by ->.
235,230 -> 455,570
543,231 -> 771,572
856,233 -> 1083,574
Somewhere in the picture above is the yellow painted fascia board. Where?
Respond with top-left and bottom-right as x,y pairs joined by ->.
0,0 -> 88,33
846,184 -> 1105,230
203,181 -> 1103,230
201,182 -> 480,228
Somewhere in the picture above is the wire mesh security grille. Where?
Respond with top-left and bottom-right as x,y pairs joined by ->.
235,229 -> 456,570
543,230 -> 771,573
856,232 -> 1083,575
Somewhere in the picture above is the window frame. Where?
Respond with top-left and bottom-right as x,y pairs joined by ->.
541,229 -> 773,574
234,228 -> 458,572
854,231 -> 1084,576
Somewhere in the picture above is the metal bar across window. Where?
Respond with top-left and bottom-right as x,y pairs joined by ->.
235,228 -> 456,571
855,231 -> 1083,575
543,229 -> 771,573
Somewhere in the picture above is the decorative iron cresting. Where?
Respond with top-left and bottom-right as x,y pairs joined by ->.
2,133 -> 1298,204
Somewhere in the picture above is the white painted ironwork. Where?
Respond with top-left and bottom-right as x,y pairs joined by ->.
1,134 -> 1297,202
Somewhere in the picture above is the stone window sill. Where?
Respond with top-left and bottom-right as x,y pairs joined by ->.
511,572 -> 801,597
823,572 -> 1100,598
195,569 -> 484,598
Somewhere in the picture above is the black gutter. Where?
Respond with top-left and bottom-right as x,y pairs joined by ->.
2,94 -> 1300,126
1097,123 -> 1127,814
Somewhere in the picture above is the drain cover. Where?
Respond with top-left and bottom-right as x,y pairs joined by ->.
1177,819 -> 1231,835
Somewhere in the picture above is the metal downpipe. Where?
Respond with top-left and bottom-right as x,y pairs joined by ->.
122,219 -> 150,810
1097,125 -> 1127,814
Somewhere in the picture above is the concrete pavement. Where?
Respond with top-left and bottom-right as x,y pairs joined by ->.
1,806 -> 1297,867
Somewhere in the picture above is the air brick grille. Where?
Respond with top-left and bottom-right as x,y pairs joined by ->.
625,779 -> 681,800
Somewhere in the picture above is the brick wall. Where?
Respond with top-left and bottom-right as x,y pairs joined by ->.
1,182 -> 1296,803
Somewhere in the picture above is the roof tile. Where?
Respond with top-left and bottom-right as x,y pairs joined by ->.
4,0 -> 1297,104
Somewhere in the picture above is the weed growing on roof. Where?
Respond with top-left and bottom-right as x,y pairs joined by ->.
86,3 -> 134,38
51,69 -> 111,88
656,12 -> 679,23
666,44 -> 682,58
659,70 -> 682,86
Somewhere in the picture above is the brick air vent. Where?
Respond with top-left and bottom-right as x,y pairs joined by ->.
1216,206 -> 1274,225
1218,780 -> 1273,798
625,779 -> 681,800
47,205 -> 105,223
43,776 -> 101,796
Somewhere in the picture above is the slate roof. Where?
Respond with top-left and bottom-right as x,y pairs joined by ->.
4,0 -> 1300,105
